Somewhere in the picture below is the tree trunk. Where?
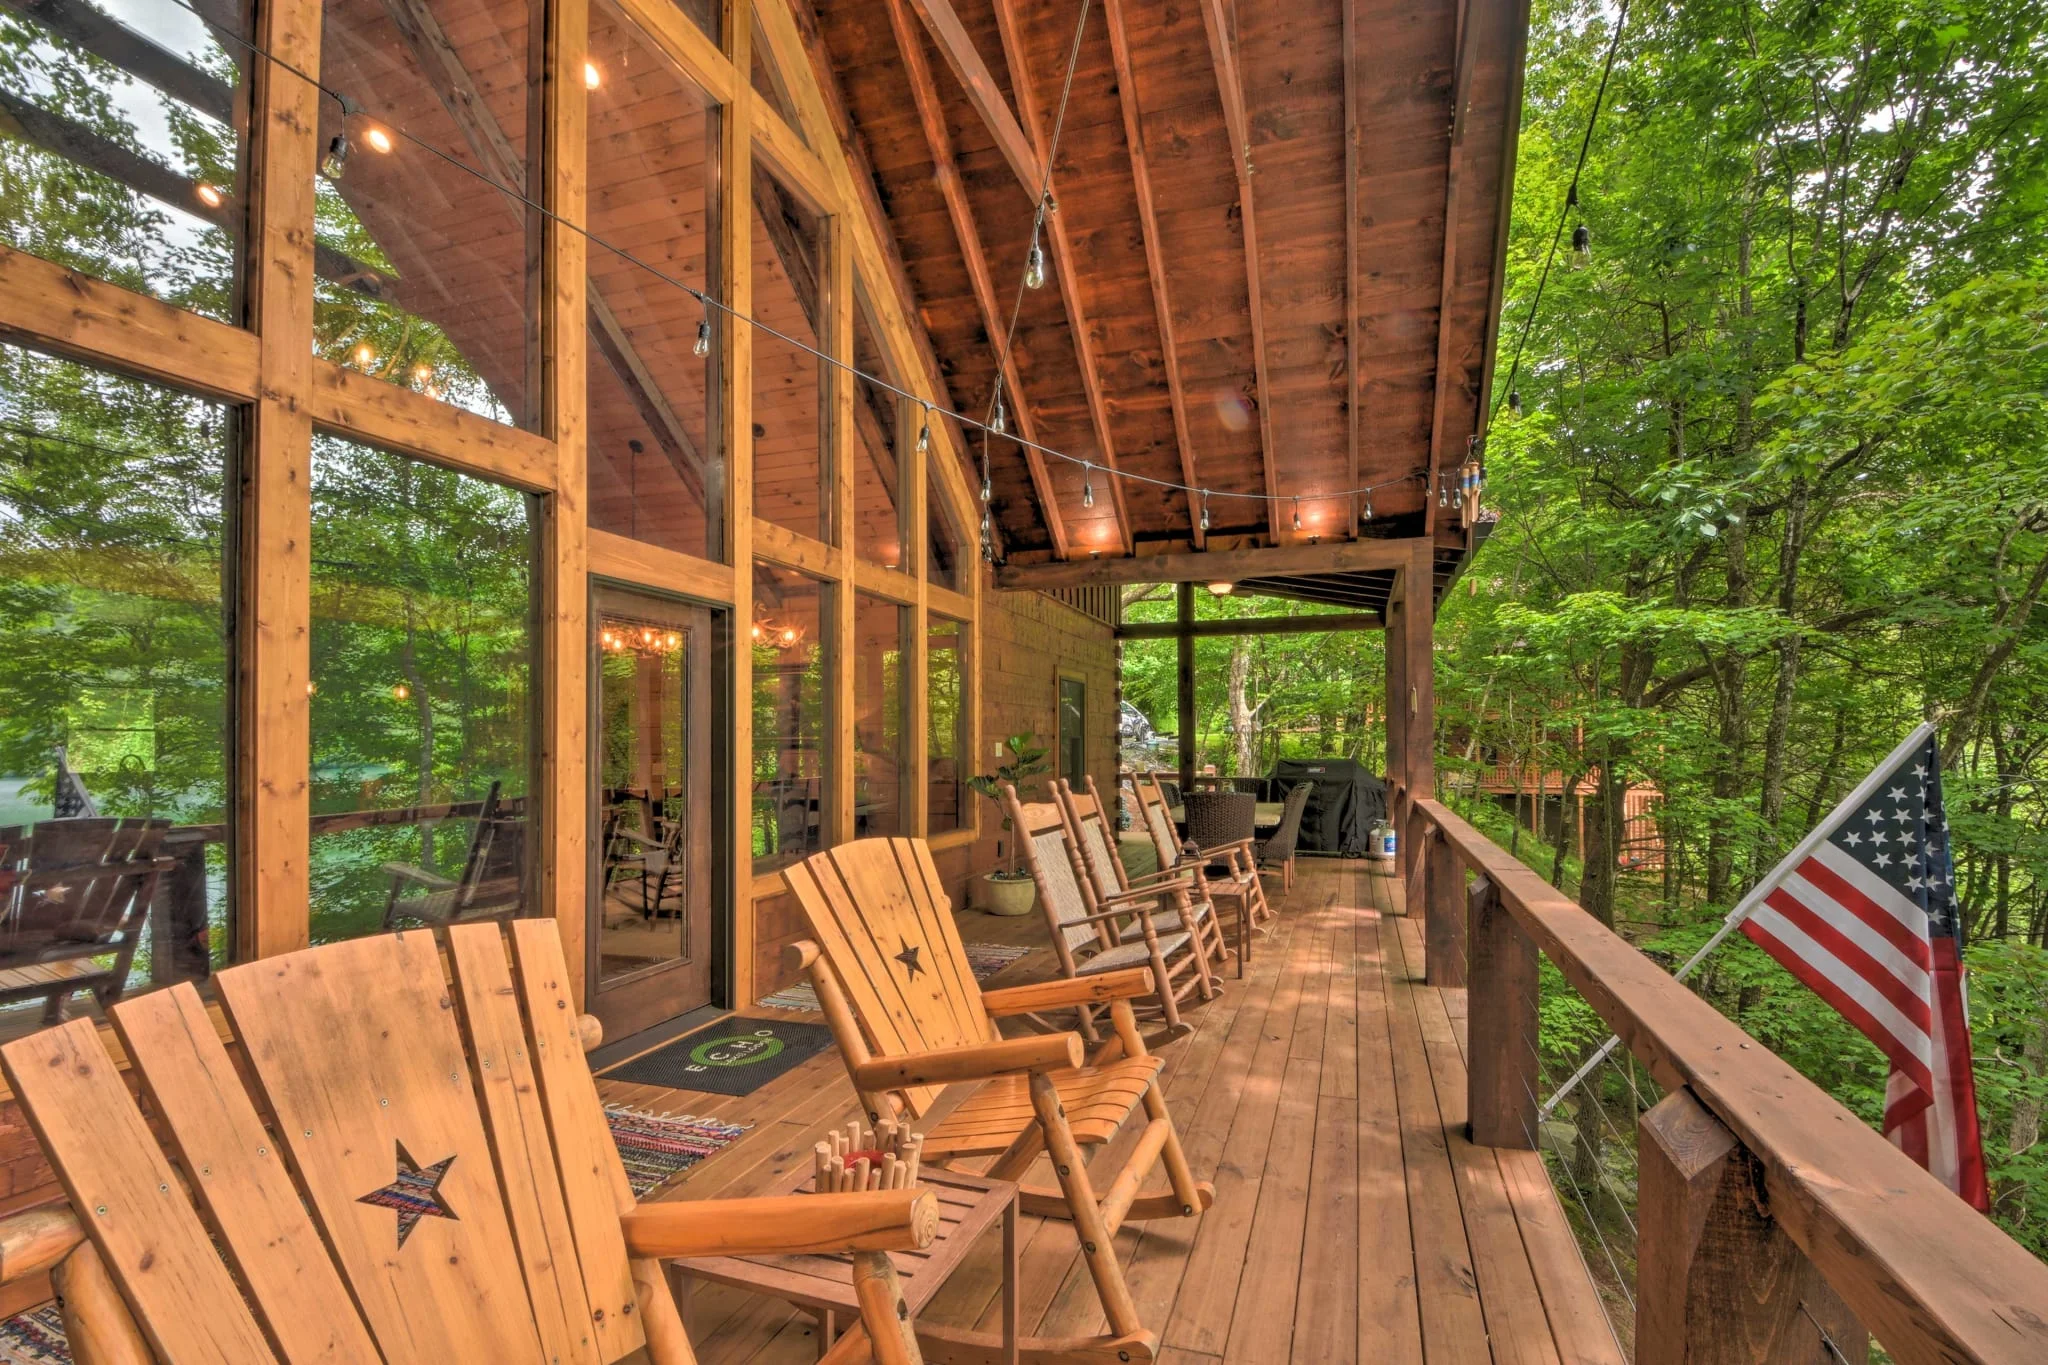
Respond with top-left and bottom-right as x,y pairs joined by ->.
1578,761 -> 1623,929
1755,478 -> 1810,878
1226,639 -> 1254,776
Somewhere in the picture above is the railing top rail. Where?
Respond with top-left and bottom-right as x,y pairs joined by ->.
1414,795 -> 2048,1365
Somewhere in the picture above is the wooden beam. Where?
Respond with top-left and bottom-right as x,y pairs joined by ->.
1342,0 -> 1362,536
1401,540 -> 1435,804
610,0 -> 737,103
826,214 -> 857,849
988,0 -> 1134,559
535,0 -> 591,999
1464,874 -> 1533,1148
587,528 -> 736,604
1102,0 -> 1204,548
0,0 -> 233,122
238,0 -> 321,960
306,359 -> 559,493
901,0 -> 1042,198
1423,0 -> 1478,538
1115,611 -> 1382,640
880,0 -> 1068,560
1194,0 -> 1280,541
0,243 -> 259,402
995,536 -> 1419,590
1175,582 -> 1195,789
721,0 -> 756,1006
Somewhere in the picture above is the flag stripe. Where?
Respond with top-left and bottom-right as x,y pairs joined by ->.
1742,909 -> 1935,1096
1766,881 -> 1931,1030
1802,846 -> 1933,968
1778,866 -> 1932,995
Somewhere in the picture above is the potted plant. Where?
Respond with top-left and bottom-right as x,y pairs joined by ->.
965,732 -> 1051,916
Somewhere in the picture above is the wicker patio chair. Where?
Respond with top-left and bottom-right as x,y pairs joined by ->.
1137,776 -> 1275,935
1255,781 -> 1314,891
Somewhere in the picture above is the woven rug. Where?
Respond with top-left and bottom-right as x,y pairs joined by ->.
606,1104 -> 751,1198
756,941 -> 1033,1012
0,1305 -> 66,1363
0,1111 -> 748,1361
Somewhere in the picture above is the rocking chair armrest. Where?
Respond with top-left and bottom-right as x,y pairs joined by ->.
0,1206 -> 82,1286
1188,837 -> 1255,862
612,828 -> 663,850
1092,880 -> 1193,909
380,863 -> 459,891
621,1189 -> 939,1260
852,1034 -> 1083,1090
980,968 -> 1158,1015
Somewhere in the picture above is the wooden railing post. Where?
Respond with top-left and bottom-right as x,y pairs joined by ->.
1637,1087 -> 1866,1364
1424,828 -> 1465,987
1403,801 -> 1429,919
1466,875 -> 1536,1148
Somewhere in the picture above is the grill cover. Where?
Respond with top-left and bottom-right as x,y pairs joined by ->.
1268,759 -> 1386,857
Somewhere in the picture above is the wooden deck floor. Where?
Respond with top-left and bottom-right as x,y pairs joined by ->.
597,859 -> 1624,1364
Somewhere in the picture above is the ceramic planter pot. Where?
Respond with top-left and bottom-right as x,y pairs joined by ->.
973,873 -> 1038,917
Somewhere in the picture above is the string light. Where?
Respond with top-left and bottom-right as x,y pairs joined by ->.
1570,223 -> 1592,269
1199,490 -> 1211,532
583,60 -> 602,89
1508,390 -> 1524,419
195,182 -> 224,208
693,313 -> 711,357
1025,237 -> 1047,290
1292,496 -> 1302,532
990,390 -> 1007,435
1363,488 -> 1374,520
916,402 -> 931,455
1081,462 -> 1095,508
363,125 -> 394,154
319,131 -> 349,181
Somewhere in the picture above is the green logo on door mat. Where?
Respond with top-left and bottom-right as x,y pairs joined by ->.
687,1030 -> 785,1069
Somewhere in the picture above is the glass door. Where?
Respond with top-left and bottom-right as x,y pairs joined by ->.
589,586 -> 720,1039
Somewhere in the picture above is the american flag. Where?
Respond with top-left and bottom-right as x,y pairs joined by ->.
1734,724 -> 1988,1209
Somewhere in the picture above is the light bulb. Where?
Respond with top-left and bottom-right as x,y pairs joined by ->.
980,474 -> 992,504
1207,581 -> 1233,595
1025,240 -> 1047,290
1508,390 -> 1524,419
693,317 -> 711,357
364,125 -> 394,154
990,394 -> 1007,435
320,132 -> 349,181
305,681 -> 318,697
779,627 -> 798,646
1292,497 -> 1302,532
1081,463 -> 1094,508
583,60 -> 602,89
353,343 -> 375,368
1438,479 -> 1450,508
1363,490 -> 1374,520
917,406 -> 931,454
412,364 -> 432,384
391,683 -> 410,701
195,183 -> 224,209
1570,224 -> 1591,268
1199,491 -> 1211,532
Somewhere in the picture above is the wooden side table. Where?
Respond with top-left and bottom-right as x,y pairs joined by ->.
674,1164 -> 1019,1362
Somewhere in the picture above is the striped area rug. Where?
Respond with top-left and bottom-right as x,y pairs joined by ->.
0,1109 -> 751,1360
756,941 -> 1032,1012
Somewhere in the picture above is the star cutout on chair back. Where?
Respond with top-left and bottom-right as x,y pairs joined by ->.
894,938 -> 925,980
357,1141 -> 459,1248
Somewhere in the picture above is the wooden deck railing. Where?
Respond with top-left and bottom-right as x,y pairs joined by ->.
1395,789 -> 2048,1365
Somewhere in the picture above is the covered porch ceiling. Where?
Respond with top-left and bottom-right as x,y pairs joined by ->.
802,0 -> 1526,603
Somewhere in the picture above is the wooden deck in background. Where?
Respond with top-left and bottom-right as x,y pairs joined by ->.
597,859 -> 1623,1363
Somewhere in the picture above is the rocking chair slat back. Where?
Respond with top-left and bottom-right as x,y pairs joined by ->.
1005,796 -> 1101,957
109,985 -> 381,1364
1131,779 -> 1183,874
213,930 -> 560,1365
0,1015 -> 279,1362
1060,780 -> 1129,897
783,839 -> 994,1118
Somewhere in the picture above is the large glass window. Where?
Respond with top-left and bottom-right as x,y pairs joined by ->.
853,594 -> 907,837
309,436 -> 535,942
927,615 -> 966,834
1058,675 -> 1087,783
316,0 -> 536,427
752,163 -> 826,542
585,0 -> 720,560
750,562 -> 825,871
927,458 -> 971,592
0,0 -> 252,321
852,299 -> 905,569
0,344 -> 231,1039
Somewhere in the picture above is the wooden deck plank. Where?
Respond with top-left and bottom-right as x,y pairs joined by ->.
629,859 -> 1611,1364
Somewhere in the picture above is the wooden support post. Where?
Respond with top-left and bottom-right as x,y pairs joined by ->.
1176,581 -> 1196,790
1424,829 -> 1465,988
1384,593 -> 1407,875
721,0 -> 756,1004
1638,1088 -> 1867,1365
825,215 -> 856,849
1466,875 -> 1536,1149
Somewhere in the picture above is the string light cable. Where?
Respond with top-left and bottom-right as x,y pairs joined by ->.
1491,0 -> 1634,423
162,0 -> 1432,521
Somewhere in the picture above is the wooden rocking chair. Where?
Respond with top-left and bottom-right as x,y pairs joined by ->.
1000,782 -> 1215,1039
783,837 -> 1217,1363
382,781 -> 526,929
0,920 -> 938,1365
1131,774 -> 1275,936
1057,776 -> 1239,980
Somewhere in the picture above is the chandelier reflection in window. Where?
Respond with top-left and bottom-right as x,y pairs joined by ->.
599,619 -> 684,656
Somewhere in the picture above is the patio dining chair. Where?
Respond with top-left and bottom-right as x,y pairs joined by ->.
1254,781 -> 1315,891
1001,783 -> 1215,1037
1057,776 -> 1238,980
1132,774 -> 1275,941
0,919 -> 938,1365
781,836 -> 1215,1362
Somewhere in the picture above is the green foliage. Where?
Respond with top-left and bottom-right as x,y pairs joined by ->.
966,733 -> 1050,878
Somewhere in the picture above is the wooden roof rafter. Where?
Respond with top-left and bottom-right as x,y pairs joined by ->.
1101,0 -> 1205,550
987,0 -> 1135,559
1194,0 -> 1281,544
880,0 -> 1069,560
901,0 -> 1044,199
1423,0 -> 1479,538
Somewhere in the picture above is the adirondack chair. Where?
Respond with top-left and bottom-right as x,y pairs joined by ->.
382,781 -> 526,928
0,818 -> 174,1023
999,783 -> 1214,1039
0,919 -> 939,1365
1130,774 -> 1274,942
782,837 -> 1216,1363
1056,777 -> 1239,980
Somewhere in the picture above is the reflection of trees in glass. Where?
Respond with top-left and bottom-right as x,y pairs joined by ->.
308,436 -> 532,942
0,343 -> 231,965
750,634 -> 823,863
0,8 -> 243,319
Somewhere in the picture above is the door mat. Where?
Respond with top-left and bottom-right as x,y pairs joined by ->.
755,942 -> 1033,1012
599,1015 -> 836,1096
605,1105 -> 751,1198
